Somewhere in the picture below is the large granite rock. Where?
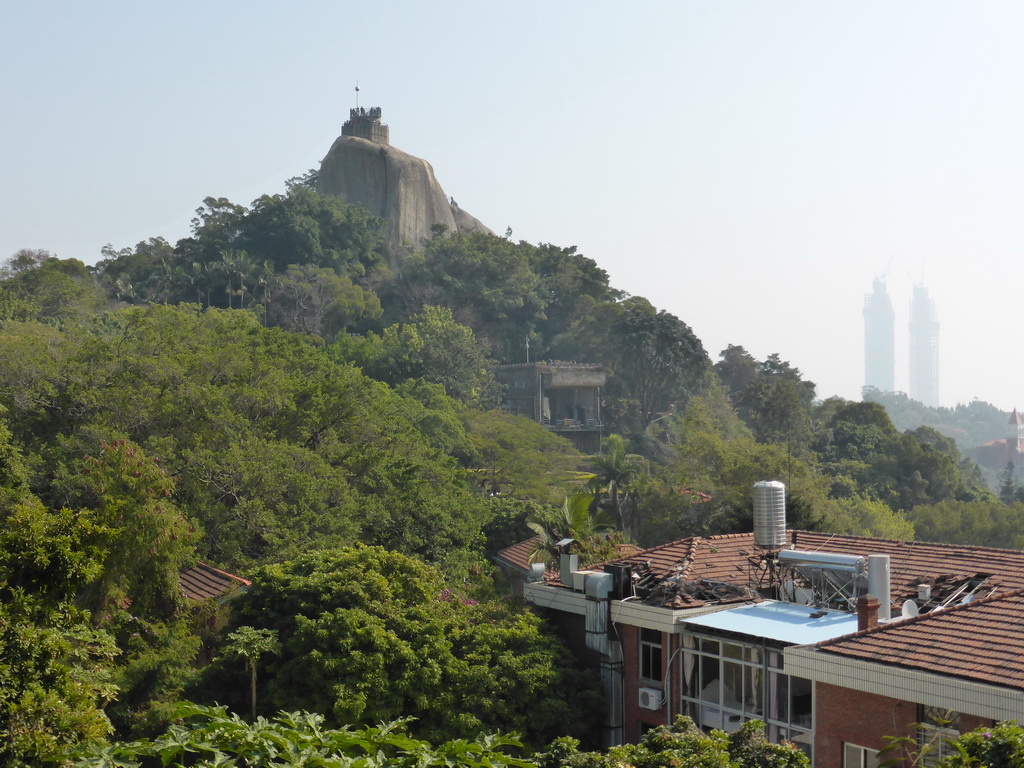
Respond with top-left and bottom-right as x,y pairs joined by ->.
316,135 -> 493,264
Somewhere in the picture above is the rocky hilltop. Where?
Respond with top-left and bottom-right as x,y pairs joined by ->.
316,107 -> 492,264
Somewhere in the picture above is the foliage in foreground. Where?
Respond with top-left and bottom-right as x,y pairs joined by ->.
537,717 -> 809,768
933,721 -> 1024,767
72,707 -> 812,768
878,720 -> 1024,768
72,701 -> 533,767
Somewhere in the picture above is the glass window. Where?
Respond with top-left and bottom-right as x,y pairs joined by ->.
790,676 -> 813,727
767,670 -> 788,722
743,664 -> 763,717
844,743 -> 880,768
640,628 -> 663,682
722,660 -> 743,710
918,707 -> 960,768
680,634 -> 812,754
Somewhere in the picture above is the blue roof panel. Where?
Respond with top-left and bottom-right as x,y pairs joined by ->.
682,601 -> 859,645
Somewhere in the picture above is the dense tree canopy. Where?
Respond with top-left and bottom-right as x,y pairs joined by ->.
0,305 -> 487,572
201,547 -> 602,748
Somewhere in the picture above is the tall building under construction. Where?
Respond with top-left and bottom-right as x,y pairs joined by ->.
862,278 -> 895,393
908,283 -> 939,407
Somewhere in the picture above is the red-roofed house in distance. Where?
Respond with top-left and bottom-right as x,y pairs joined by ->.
179,562 -> 251,635
973,408 -> 1024,472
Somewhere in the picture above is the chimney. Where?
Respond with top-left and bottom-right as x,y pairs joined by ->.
857,595 -> 880,632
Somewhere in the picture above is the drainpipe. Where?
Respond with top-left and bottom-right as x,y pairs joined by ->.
585,572 -> 623,747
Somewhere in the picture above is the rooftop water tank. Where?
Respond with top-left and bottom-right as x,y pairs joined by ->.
753,480 -> 787,549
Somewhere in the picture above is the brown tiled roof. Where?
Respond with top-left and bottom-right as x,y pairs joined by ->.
595,530 -> 1024,608
817,589 -> 1024,690
179,562 -> 251,602
494,537 -> 542,574
619,532 -> 765,583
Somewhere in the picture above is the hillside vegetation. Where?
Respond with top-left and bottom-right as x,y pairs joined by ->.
0,181 -> 1014,764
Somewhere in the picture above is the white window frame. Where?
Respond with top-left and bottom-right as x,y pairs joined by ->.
844,742 -> 879,768
679,633 -> 814,762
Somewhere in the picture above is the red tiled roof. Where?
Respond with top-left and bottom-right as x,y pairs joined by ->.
617,532 -> 764,584
586,530 -> 1024,608
495,537 -> 541,573
179,562 -> 251,601
817,589 -> 1024,690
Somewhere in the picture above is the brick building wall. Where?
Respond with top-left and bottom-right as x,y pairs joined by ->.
814,683 -> 917,768
619,627 -> 689,743
814,683 -> 993,768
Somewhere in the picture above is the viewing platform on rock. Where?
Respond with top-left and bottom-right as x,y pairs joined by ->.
341,106 -> 390,145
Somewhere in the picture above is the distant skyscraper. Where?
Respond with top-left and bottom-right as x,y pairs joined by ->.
909,283 -> 939,407
863,278 -> 895,393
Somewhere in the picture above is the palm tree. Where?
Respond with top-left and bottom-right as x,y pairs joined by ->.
590,434 -> 648,538
527,492 -> 614,567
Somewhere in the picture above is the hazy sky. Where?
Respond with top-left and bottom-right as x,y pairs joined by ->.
5,2 -> 1024,412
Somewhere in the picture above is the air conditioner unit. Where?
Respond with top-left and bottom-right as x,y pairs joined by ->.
638,687 -> 662,710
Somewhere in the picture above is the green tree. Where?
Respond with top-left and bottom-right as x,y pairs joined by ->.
0,427 -> 118,765
56,439 -> 197,623
526,492 -> 618,567
905,499 -> 1024,549
267,263 -> 381,337
0,306 -> 488,572
240,185 -> 385,277
347,305 -> 502,407
555,296 -> 709,435
463,410 -> 584,504
656,397 -> 830,538
223,627 -> 280,720
379,231 -> 546,361
828,495 -> 915,540
0,255 -> 105,324
589,434 -> 647,536
712,345 -> 760,400
201,547 -> 602,748
481,497 -> 548,559
878,719 -> 1024,768
72,702 -> 533,768
538,717 -> 808,768
934,721 -> 1024,767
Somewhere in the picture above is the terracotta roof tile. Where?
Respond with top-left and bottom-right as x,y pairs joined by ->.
179,562 -> 251,602
494,537 -> 541,573
817,589 -> 1024,690
521,528 -> 1024,612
